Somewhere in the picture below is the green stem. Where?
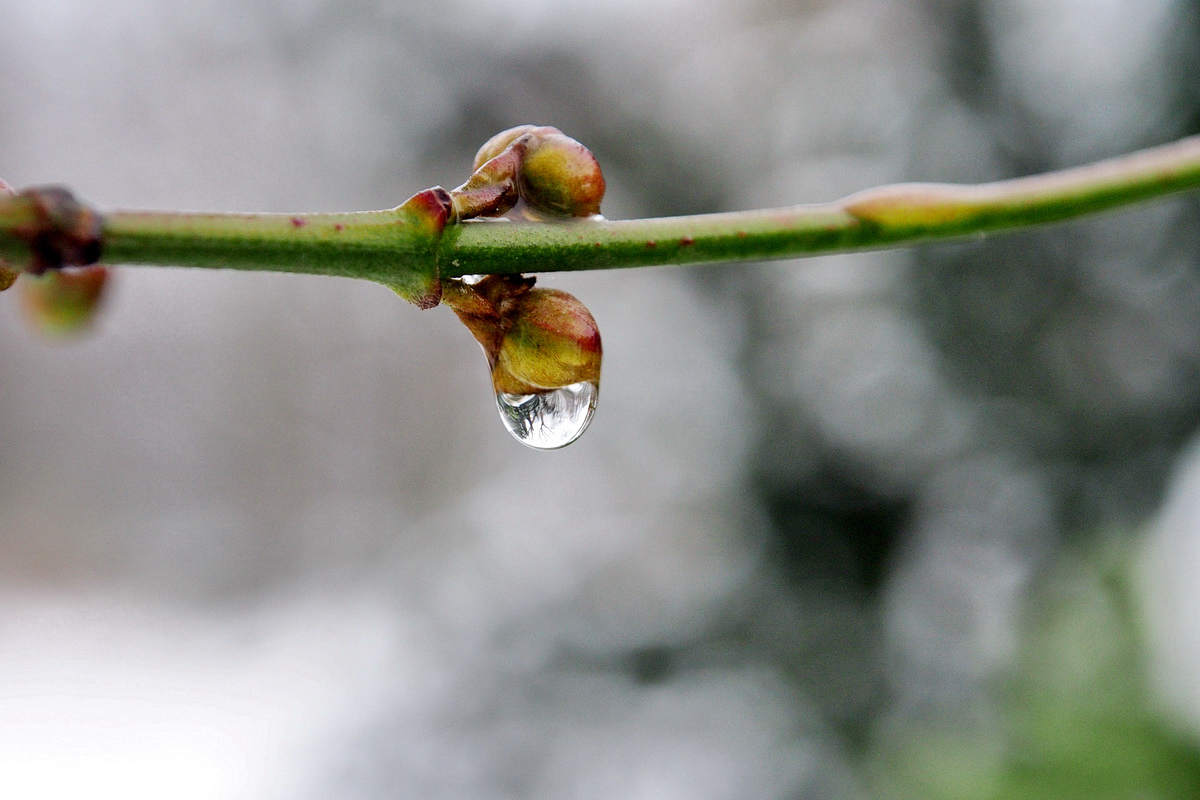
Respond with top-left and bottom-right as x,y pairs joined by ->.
3,135 -> 1200,286
441,134 -> 1200,276
102,208 -> 420,281
101,187 -> 451,306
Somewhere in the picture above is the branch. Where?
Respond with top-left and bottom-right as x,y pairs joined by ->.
6,131 -> 1200,449
441,134 -> 1200,276
2,134 -> 1200,290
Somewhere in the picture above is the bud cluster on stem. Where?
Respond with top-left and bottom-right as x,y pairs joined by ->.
0,178 -> 110,335
450,125 -> 605,222
439,126 -> 606,430
2,128 -> 1200,444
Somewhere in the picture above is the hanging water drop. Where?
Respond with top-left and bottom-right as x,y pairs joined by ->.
495,381 -> 598,450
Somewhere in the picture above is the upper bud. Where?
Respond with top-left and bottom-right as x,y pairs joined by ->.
517,131 -> 605,218
472,125 -> 544,171
452,125 -> 605,221
13,186 -> 104,273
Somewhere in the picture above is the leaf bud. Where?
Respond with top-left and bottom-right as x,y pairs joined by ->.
10,186 -> 104,273
19,265 -> 110,338
517,131 -> 605,218
441,275 -> 602,394
0,177 -> 16,291
472,125 -> 546,171
452,126 -> 605,221
491,286 -> 602,394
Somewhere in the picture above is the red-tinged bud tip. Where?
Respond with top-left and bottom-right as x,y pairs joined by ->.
20,265 -> 110,338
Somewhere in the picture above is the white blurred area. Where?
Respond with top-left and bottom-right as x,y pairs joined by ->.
0,593 -> 402,800
2,0 -> 1199,797
1146,438 -> 1200,736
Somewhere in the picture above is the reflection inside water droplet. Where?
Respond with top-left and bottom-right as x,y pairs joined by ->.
495,381 -> 598,450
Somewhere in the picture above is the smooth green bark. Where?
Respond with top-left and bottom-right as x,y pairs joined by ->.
3,134 -> 1200,288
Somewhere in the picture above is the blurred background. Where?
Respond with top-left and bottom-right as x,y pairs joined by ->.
3,0 -> 1200,797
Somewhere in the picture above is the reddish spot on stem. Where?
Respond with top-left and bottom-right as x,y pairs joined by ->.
736,231 -> 747,238
291,217 -> 306,228
334,223 -> 344,232
679,236 -> 695,247
594,242 -> 603,248
645,240 -> 657,248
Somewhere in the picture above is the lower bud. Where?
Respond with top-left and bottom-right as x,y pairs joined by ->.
443,275 -> 603,449
20,266 -> 110,338
491,287 -> 602,394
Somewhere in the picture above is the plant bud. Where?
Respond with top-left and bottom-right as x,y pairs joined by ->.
517,131 -> 605,218
11,186 -> 104,273
491,287 -> 602,394
451,145 -> 522,221
442,275 -> 602,449
442,276 -> 602,393
453,126 -> 606,221
19,266 -> 110,337
386,186 -> 453,309
472,125 -> 545,171
0,177 -> 16,291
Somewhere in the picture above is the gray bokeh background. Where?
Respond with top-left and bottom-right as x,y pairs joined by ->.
3,1 -> 1200,797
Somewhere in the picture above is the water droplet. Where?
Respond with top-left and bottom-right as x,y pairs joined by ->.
495,381 -> 598,450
